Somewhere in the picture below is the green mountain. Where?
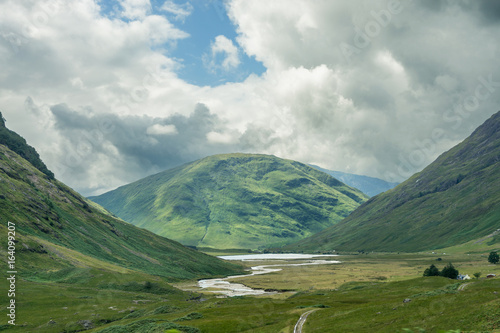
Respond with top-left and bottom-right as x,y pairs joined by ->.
0,140 -> 243,281
286,111 -> 500,253
0,110 -> 54,179
309,165 -> 399,197
90,153 -> 368,250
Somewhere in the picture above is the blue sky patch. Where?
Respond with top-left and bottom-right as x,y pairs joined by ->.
99,0 -> 266,87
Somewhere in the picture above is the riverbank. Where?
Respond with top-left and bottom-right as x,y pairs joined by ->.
170,251 -> 500,332
197,254 -> 341,296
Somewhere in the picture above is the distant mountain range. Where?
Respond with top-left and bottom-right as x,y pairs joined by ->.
0,119 -> 243,281
286,111 -> 500,253
309,165 -> 399,197
90,153 -> 368,250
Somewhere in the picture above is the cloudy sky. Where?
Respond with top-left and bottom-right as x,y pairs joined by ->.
1,0 -> 499,196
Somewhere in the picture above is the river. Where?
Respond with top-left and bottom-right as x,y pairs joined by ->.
197,253 -> 341,296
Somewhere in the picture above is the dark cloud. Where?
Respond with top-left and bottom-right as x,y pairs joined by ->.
417,0 -> 446,12
416,0 -> 500,25
51,104 -> 93,129
476,0 -> 500,24
50,103 -> 240,195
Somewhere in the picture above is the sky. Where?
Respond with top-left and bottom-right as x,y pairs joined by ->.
1,0 -> 499,196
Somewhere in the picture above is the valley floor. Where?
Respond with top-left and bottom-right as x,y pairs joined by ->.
1,251 -> 499,332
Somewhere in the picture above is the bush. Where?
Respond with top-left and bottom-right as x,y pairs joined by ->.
488,251 -> 499,264
174,312 -> 203,322
123,309 -> 146,319
97,281 -> 173,295
423,264 -> 440,277
96,319 -> 200,333
151,305 -> 179,315
423,263 -> 459,279
440,263 -> 459,279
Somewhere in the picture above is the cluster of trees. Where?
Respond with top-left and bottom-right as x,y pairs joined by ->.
424,252 -> 498,280
423,263 -> 459,279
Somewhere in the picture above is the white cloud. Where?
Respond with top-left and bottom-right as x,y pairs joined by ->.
204,35 -> 240,73
161,1 -> 193,22
120,0 -> 152,20
223,0 -> 500,181
206,131 -> 234,144
1,0 -> 500,196
147,123 -> 178,135
140,14 -> 189,45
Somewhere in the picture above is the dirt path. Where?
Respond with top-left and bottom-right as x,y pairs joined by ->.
294,309 -> 318,333
458,282 -> 472,291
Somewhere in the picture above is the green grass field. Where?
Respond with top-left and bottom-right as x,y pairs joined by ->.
1,250 -> 499,332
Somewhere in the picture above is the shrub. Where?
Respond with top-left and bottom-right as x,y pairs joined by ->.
151,305 -> 179,315
440,263 -> 459,279
174,312 -> 203,322
423,264 -> 440,277
488,251 -> 499,264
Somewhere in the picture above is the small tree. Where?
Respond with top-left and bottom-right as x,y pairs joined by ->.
473,272 -> 482,279
440,263 -> 459,279
488,251 -> 499,264
423,264 -> 440,277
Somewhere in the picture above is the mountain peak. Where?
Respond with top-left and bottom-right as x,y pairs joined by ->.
286,110 -> 500,252
470,110 -> 500,140
91,153 -> 368,250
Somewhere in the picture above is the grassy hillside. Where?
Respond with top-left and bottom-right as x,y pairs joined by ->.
0,144 -> 244,281
0,270 -> 205,332
0,111 -> 54,179
287,110 -> 500,253
310,165 -> 399,197
91,153 -> 368,250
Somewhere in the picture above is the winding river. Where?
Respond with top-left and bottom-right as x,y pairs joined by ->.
197,253 -> 341,296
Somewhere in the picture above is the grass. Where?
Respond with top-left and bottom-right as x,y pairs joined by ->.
1,251 -> 499,332
0,144 -> 245,282
90,153 -> 368,250
168,251 -> 500,332
0,270 -> 197,332
301,277 -> 500,332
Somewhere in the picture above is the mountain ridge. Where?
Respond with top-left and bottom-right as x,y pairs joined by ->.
0,111 -> 54,179
0,141 -> 243,281
285,111 -> 500,252
309,165 -> 399,197
91,153 -> 368,250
